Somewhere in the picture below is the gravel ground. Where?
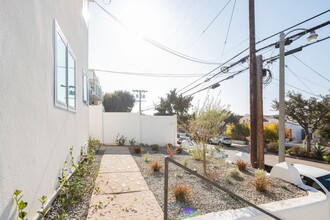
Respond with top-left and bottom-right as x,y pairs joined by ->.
45,148 -> 104,220
130,146 -> 308,220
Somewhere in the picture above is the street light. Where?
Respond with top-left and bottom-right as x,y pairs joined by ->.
278,29 -> 318,162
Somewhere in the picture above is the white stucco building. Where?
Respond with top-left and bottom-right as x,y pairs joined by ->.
0,1 -> 90,219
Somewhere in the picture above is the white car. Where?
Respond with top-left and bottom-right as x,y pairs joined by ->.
293,164 -> 330,196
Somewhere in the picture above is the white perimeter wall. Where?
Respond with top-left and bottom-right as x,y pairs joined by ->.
90,106 -> 177,146
0,1 -> 89,219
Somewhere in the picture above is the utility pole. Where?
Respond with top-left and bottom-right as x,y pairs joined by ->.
256,55 -> 264,169
249,0 -> 258,168
133,90 -> 148,115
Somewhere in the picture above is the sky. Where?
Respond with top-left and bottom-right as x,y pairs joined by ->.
88,0 -> 330,116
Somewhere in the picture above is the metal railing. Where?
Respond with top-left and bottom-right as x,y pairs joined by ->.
163,156 -> 281,220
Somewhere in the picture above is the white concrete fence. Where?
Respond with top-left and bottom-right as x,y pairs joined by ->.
89,105 -> 177,146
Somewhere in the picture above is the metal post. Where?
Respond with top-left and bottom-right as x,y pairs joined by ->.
278,32 -> 286,162
249,0 -> 258,168
164,157 -> 169,220
256,55 -> 264,169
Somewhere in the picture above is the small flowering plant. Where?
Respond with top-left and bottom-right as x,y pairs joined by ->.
178,207 -> 199,219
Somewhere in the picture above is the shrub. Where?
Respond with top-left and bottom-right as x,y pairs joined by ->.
151,144 -> 159,152
143,152 -> 151,162
189,147 -> 203,161
166,144 -> 175,158
171,184 -> 193,202
253,169 -> 271,192
176,147 -> 183,154
312,144 -> 326,160
227,168 -> 241,178
134,146 -> 142,154
298,147 -> 308,157
323,153 -> 330,163
181,158 -> 188,167
285,148 -> 292,154
236,159 -> 248,171
115,134 -> 126,146
291,146 -> 300,156
266,142 -> 278,153
129,138 -> 136,146
150,160 -> 163,172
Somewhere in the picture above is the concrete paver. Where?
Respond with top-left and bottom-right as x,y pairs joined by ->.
87,146 -> 163,220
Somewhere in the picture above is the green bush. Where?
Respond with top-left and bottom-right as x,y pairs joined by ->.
189,147 -> 203,161
151,144 -> 159,152
312,145 -> 326,160
266,142 -> 278,153
290,146 -> 300,156
286,148 -> 292,154
115,134 -> 126,146
323,153 -> 330,163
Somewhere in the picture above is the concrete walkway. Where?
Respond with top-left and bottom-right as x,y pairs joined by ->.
87,146 -> 163,220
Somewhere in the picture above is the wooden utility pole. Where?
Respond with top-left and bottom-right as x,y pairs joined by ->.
249,0 -> 258,168
133,90 -> 148,115
256,55 -> 264,169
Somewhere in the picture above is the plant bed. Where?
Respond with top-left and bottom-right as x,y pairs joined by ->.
44,143 -> 103,220
130,146 -> 307,220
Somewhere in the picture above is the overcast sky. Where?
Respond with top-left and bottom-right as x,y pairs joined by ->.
88,0 -> 330,115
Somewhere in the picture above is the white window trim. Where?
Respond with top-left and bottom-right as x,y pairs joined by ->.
54,20 -> 76,112
82,70 -> 89,105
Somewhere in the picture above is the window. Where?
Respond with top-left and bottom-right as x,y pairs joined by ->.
82,71 -> 88,105
54,21 -> 76,111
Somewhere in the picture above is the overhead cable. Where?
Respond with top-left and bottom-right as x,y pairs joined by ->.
94,1 -> 223,65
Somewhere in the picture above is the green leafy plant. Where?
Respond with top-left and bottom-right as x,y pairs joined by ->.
129,138 -> 136,146
171,184 -> 193,202
37,195 -> 48,218
312,144 -> 326,160
290,146 -> 301,157
253,169 -> 271,192
323,153 -> 330,163
266,142 -> 279,153
236,159 -> 248,171
151,144 -> 159,152
175,172 -> 183,178
189,147 -> 203,161
150,160 -> 163,172
13,190 -> 28,220
115,134 -> 127,146
181,158 -> 188,167
143,152 -> 151,162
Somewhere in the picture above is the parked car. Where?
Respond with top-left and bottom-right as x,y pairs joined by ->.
293,164 -> 330,196
221,137 -> 232,146
208,136 -> 225,145
177,133 -> 191,145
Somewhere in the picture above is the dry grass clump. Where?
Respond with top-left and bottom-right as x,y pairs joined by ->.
171,184 -> 193,202
166,143 -> 175,158
227,168 -> 241,178
150,160 -> 163,172
253,169 -> 272,192
236,159 -> 248,171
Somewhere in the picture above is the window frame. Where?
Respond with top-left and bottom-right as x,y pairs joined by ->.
82,70 -> 89,105
54,20 -> 76,112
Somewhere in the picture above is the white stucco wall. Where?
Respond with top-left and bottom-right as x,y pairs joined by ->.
0,1 -> 89,219
89,105 -> 103,142
97,112 -> 177,146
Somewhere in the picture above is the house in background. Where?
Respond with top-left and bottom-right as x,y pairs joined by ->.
88,70 -> 104,105
239,114 -> 305,142
0,1 -> 89,219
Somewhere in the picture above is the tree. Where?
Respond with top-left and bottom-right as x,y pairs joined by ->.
103,91 -> 135,112
273,91 -> 330,153
189,97 -> 231,174
224,123 -> 250,141
317,114 -> 330,145
155,89 -> 193,130
264,123 -> 279,142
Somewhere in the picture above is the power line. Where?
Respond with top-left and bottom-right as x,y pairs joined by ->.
292,54 -> 330,83
221,0 -> 237,56
93,1 -> 223,65
285,65 -> 314,94
91,69 -> 210,77
187,67 -> 249,96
